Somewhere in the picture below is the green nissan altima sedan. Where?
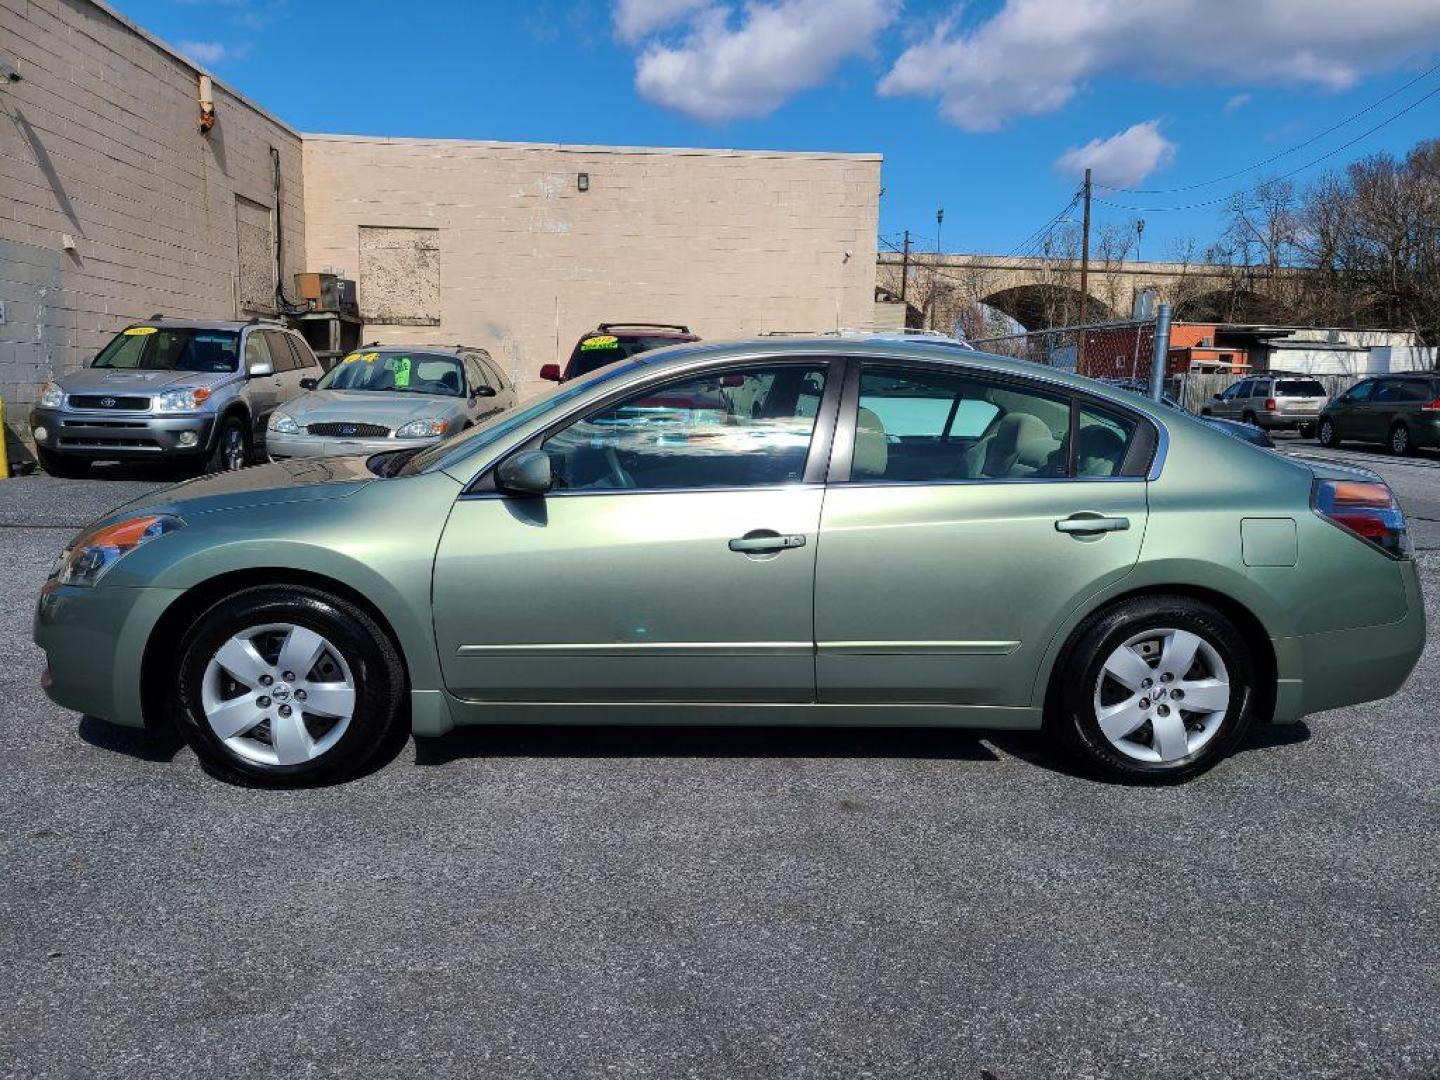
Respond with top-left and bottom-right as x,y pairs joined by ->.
35,338 -> 1424,786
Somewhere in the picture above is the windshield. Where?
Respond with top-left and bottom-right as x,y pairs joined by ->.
1276,379 -> 1326,396
319,351 -> 465,396
566,335 -> 684,379
401,358 -> 647,475
93,327 -> 239,373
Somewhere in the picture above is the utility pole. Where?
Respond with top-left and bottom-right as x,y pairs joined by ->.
1076,168 -> 1093,369
899,229 -> 911,303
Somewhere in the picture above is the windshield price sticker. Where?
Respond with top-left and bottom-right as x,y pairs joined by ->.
394,357 -> 412,388
123,326 -> 159,336
581,335 -> 619,351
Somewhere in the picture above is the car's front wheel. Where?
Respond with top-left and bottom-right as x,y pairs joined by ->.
169,586 -> 406,786
1049,595 -> 1257,784
205,415 -> 250,473
1317,418 -> 1340,448
1390,422 -> 1412,456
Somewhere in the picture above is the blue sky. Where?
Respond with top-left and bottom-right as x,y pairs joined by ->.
117,0 -> 1440,260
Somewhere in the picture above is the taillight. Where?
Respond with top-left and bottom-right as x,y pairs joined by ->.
1312,479 -> 1410,558
1265,398 -> 1278,411
1423,398 -> 1440,412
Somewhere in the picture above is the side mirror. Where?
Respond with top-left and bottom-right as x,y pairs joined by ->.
539,363 -> 562,382
1212,393 -> 1223,401
248,361 -> 274,378
473,385 -> 497,398
495,449 -> 553,497
299,377 -> 318,390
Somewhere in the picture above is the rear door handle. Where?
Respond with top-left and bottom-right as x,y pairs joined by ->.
1055,514 -> 1130,534
729,532 -> 807,553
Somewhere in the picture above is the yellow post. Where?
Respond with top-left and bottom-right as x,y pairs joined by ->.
0,398 -> 9,478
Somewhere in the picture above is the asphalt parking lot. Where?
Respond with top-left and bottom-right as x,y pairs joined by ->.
2,443 -> 1438,1080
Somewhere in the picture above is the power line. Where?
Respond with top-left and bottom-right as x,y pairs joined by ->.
1096,80 -> 1440,214
1100,57 -> 1440,196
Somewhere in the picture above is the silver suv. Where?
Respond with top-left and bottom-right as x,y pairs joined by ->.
30,318 -> 321,477
1201,374 -> 1329,435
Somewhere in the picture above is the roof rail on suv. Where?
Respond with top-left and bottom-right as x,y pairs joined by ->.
596,322 -> 691,334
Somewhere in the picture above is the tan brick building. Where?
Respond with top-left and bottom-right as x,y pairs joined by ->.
1,0 -> 881,447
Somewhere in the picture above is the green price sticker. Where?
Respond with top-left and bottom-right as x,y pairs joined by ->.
394,356 -> 412,388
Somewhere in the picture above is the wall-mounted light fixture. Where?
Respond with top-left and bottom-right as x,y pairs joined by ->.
577,172 -> 590,193
0,55 -> 21,85
198,73 -> 215,133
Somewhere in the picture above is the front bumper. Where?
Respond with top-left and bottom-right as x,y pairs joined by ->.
34,580 -> 184,728
267,431 -> 438,459
1271,557 -> 1426,722
31,406 -> 215,458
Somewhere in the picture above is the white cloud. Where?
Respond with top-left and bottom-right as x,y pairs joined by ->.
177,40 -> 233,65
879,0 -> 1440,131
1224,92 -> 1252,113
630,0 -> 898,122
615,0 -> 710,42
1055,120 -> 1176,187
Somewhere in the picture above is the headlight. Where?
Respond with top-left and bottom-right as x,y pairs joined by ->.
38,382 -> 64,409
269,413 -> 302,435
51,515 -> 184,588
395,418 -> 450,439
153,387 -> 212,413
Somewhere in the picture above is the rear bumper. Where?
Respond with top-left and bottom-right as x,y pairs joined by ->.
31,407 -> 214,458
1255,410 -> 1318,431
267,432 -> 437,459
1271,558 -> 1426,722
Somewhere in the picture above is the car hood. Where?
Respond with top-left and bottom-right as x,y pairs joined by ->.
100,457 -> 378,525
58,368 -> 236,393
276,389 -> 465,427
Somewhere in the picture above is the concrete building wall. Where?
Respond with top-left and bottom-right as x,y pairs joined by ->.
302,134 -> 881,394
0,0 -> 305,446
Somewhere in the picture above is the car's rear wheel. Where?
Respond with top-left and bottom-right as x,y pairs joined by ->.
37,447 -> 90,478
1048,595 -> 1256,784
1390,422 -> 1412,456
169,586 -> 406,787
1317,418 -> 1340,448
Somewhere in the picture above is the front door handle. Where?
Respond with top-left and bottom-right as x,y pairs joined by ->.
1055,514 -> 1130,535
729,532 -> 807,553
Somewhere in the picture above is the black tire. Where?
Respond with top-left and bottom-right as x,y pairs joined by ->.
205,414 -> 250,473
37,447 -> 91,478
1047,595 -> 1257,784
1389,422 -> 1412,456
1317,418 -> 1340,448
1242,410 -> 1259,426
168,585 -> 406,787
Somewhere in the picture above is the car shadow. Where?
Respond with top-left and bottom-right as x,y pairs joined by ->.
413,723 -> 1001,767
77,714 -> 185,762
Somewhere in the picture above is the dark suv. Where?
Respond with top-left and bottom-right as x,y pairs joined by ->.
1318,373 -> 1440,455
541,323 -> 699,384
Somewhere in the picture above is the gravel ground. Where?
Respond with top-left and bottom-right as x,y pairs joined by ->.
1,445 -> 1437,1080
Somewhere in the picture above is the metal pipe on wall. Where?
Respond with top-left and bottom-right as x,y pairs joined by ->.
1150,303 -> 1172,401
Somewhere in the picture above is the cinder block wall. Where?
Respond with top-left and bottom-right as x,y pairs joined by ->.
0,0 -> 305,452
302,135 -> 882,396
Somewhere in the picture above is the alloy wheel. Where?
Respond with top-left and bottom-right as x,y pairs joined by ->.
1319,420 -> 1335,446
1392,426 -> 1409,455
1092,628 -> 1230,764
200,622 -> 356,766
223,426 -> 246,471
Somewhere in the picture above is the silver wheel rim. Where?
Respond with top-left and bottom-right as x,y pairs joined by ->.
1093,628 -> 1230,765
1393,427 -> 1408,453
201,622 -> 356,766
223,426 -> 245,470
1320,421 -> 1332,443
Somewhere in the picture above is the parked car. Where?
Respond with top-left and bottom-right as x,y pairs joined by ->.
267,345 -> 515,460
1201,374 -> 1329,434
30,319 -> 321,477
1103,379 -> 1275,448
1317,373 -> 1440,455
36,337 -> 1422,788
540,323 -> 699,383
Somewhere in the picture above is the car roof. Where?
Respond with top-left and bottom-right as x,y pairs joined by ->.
122,318 -> 286,332
625,336 -> 1174,414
